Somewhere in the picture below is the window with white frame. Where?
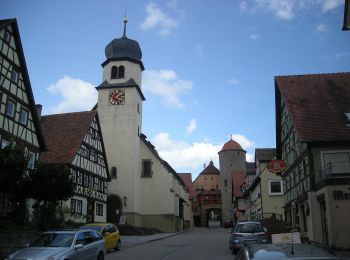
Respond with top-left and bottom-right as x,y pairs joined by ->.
70,198 -> 83,214
19,108 -> 28,125
322,151 -> 350,175
5,99 -> 15,117
268,180 -> 283,195
96,203 -> 103,216
27,151 -> 35,169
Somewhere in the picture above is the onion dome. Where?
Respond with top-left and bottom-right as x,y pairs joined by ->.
219,139 -> 243,153
104,17 -> 142,62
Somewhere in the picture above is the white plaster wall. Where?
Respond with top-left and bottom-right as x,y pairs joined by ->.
139,141 -> 175,214
103,61 -> 142,86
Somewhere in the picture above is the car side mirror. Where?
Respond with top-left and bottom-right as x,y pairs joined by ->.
75,244 -> 84,250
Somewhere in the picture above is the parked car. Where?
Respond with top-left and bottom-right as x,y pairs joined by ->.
5,229 -> 106,260
80,223 -> 121,251
234,242 -> 340,259
229,221 -> 268,254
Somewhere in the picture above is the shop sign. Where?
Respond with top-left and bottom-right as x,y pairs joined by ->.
333,190 -> 350,200
267,160 -> 286,174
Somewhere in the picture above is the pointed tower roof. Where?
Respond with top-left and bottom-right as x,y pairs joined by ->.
104,17 -> 143,68
199,160 -> 220,175
219,139 -> 243,153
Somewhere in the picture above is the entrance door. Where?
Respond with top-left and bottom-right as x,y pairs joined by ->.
107,195 -> 122,225
87,199 -> 94,223
319,198 -> 328,245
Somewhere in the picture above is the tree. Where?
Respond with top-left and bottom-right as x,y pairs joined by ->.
0,142 -> 29,222
0,143 -> 27,195
27,163 -> 74,230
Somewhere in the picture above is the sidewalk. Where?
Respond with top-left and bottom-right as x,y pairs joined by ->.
335,250 -> 350,260
121,233 -> 177,248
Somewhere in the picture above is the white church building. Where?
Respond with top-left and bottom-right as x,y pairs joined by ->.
96,19 -> 190,232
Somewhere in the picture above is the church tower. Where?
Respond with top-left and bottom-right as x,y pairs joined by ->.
96,17 -> 145,222
218,139 -> 247,223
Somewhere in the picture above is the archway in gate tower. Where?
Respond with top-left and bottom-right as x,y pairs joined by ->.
206,208 -> 222,228
107,194 -> 123,225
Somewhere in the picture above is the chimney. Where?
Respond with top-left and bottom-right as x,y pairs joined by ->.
36,104 -> 42,121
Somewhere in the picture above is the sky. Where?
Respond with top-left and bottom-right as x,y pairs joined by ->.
1,0 -> 349,179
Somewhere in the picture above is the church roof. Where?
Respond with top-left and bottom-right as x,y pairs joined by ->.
103,19 -> 144,70
39,111 -> 97,164
199,160 -> 220,175
219,139 -> 243,153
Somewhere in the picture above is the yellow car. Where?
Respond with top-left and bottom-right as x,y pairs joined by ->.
80,223 -> 121,251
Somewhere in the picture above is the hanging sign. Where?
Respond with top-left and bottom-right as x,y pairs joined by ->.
267,160 -> 286,174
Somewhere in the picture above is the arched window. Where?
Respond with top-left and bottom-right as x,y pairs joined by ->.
111,166 -> 117,179
111,66 -> 118,79
118,66 -> 125,78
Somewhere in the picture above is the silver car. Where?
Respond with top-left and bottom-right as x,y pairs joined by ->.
234,243 -> 340,259
229,221 -> 268,254
5,229 -> 106,260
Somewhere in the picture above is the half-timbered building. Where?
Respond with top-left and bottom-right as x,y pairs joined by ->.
0,19 -> 46,216
39,111 -> 110,223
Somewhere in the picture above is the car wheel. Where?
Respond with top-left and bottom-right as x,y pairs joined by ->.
232,248 -> 237,255
97,252 -> 104,260
115,240 -> 121,251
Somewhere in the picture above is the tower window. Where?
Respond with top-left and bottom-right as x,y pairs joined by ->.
111,166 -> 117,179
111,66 -> 118,79
118,66 -> 125,78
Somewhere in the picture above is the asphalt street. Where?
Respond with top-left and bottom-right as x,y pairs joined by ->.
106,227 -> 234,260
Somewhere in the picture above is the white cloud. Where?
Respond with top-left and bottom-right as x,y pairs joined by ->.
142,70 -> 193,108
151,133 -> 222,172
241,0 -> 343,20
186,118 -> 197,135
151,132 -> 256,175
227,78 -> 240,85
249,34 -> 261,40
140,2 -> 179,35
322,0 -> 343,12
46,75 -> 97,114
255,0 -> 294,20
316,23 -> 329,33
231,134 -> 255,150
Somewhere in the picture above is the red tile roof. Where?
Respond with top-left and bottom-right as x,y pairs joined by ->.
39,111 -> 97,164
178,173 -> 195,199
232,171 -> 246,198
275,73 -> 350,142
199,160 -> 220,175
219,139 -> 242,153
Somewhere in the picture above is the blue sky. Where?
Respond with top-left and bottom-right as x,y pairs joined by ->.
1,0 -> 349,178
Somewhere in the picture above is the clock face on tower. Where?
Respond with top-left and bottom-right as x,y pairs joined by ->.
109,89 -> 125,105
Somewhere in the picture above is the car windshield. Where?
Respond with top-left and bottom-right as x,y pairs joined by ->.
29,233 -> 74,247
236,223 -> 264,233
80,225 -> 103,233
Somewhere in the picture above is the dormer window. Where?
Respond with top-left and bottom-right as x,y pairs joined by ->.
110,66 -> 125,79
